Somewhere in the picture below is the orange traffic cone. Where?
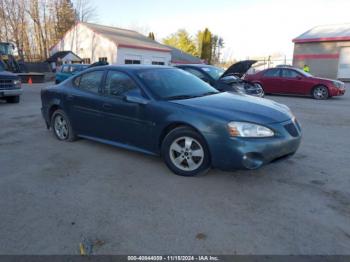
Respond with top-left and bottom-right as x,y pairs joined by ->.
28,77 -> 33,85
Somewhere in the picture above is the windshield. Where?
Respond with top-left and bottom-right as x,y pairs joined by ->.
137,68 -> 219,100
70,65 -> 88,72
294,68 -> 313,77
200,66 -> 225,80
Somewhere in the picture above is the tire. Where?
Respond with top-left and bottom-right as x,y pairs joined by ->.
312,85 -> 329,100
6,96 -> 20,103
51,109 -> 77,142
254,83 -> 265,97
161,126 -> 211,176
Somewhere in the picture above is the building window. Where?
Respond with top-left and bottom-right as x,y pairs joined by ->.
99,57 -> 108,62
152,61 -> 165,65
82,58 -> 91,64
125,59 -> 141,64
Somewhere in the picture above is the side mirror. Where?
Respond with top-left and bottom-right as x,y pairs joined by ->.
296,76 -> 303,80
124,93 -> 149,105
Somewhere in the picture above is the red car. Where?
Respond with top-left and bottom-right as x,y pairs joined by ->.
244,67 -> 346,99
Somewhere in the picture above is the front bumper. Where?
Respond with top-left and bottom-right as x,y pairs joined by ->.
0,88 -> 23,97
207,119 -> 302,170
335,87 -> 346,96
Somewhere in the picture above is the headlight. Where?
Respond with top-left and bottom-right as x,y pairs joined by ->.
333,81 -> 343,88
13,79 -> 21,88
227,122 -> 274,137
235,84 -> 245,90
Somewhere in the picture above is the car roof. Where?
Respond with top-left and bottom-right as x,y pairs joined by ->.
63,64 -> 87,67
269,66 -> 299,70
85,65 -> 175,71
175,64 -> 213,68
276,66 -> 297,69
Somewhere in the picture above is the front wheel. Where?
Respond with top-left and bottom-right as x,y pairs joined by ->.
161,127 -> 211,176
312,85 -> 329,100
254,83 -> 265,97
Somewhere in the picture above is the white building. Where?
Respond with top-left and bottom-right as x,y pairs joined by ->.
49,22 -> 172,66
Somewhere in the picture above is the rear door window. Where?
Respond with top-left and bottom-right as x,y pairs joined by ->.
263,69 -> 281,77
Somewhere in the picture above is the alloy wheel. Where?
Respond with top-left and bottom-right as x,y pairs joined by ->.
313,86 -> 328,100
169,136 -> 204,171
54,114 -> 69,140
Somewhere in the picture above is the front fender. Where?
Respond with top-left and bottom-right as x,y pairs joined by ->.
154,105 -> 229,156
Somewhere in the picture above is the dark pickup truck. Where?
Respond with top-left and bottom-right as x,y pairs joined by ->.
0,69 -> 22,103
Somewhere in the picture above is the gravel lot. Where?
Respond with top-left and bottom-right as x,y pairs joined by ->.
0,83 -> 349,255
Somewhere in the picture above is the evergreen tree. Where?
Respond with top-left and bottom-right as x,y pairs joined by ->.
196,30 -> 204,57
56,0 -> 76,39
201,28 -> 212,64
148,32 -> 155,40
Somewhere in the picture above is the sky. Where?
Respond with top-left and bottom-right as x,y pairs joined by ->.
92,0 -> 350,61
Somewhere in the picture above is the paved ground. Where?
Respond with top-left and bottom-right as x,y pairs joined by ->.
0,83 -> 350,255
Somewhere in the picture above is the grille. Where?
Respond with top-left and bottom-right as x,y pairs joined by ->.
284,122 -> 299,137
0,79 -> 14,90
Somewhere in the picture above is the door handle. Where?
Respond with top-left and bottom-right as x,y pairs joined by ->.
67,94 -> 81,100
103,103 -> 112,110
67,94 -> 75,100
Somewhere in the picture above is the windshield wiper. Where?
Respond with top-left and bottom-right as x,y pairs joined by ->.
166,95 -> 199,100
166,91 -> 218,100
199,91 -> 219,97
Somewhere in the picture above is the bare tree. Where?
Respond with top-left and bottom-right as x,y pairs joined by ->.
73,0 -> 96,22
0,0 -> 95,61
0,0 -> 10,41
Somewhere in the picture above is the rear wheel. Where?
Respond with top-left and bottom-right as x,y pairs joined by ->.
6,96 -> 20,103
312,85 -> 329,100
161,127 -> 210,176
51,109 -> 77,142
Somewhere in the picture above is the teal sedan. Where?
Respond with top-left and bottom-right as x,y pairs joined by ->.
42,65 -> 302,177
55,64 -> 89,84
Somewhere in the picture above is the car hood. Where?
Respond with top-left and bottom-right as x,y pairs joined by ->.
221,60 -> 257,78
171,92 -> 293,124
309,76 -> 338,83
0,70 -> 18,79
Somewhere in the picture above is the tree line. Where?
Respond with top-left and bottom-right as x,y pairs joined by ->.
0,0 -> 95,61
162,28 -> 224,65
